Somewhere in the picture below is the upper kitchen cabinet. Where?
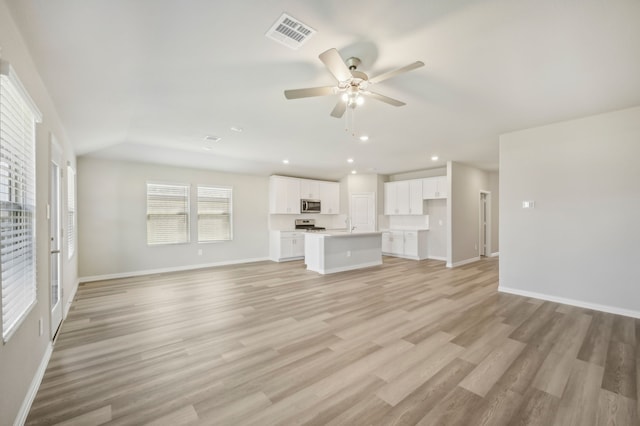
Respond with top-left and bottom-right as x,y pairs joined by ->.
385,179 -> 424,215
299,179 -> 320,199
319,181 -> 340,214
269,176 -> 300,214
422,176 -> 448,199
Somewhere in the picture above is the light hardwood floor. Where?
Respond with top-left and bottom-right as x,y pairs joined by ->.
26,257 -> 638,425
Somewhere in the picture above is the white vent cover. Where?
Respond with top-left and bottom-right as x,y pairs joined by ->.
266,13 -> 316,50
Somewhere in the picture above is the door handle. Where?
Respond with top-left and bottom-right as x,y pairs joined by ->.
50,250 -> 61,254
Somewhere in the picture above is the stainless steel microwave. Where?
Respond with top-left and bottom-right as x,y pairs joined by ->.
301,199 -> 321,213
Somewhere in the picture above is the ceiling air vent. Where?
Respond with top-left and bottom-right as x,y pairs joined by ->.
266,13 -> 316,50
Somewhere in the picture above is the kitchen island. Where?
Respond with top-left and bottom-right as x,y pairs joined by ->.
304,231 -> 383,274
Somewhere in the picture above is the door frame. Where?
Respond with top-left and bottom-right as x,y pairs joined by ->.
49,135 -> 64,339
479,190 -> 491,257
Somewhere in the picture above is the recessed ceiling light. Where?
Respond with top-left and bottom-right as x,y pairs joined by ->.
230,126 -> 243,132
204,135 -> 221,142
351,170 -> 357,174
282,159 -> 289,164
347,158 -> 354,163
431,155 -> 439,161
359,135 -> 369,142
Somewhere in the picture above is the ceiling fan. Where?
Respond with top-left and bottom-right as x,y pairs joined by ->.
284,48 -> 424,118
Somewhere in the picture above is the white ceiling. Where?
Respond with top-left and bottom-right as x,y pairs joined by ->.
7,0 -> 640,180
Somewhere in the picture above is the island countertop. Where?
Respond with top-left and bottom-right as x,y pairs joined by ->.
308,230 -> 383,237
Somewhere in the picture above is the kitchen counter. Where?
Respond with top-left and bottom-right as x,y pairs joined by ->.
304,231 -> 382,274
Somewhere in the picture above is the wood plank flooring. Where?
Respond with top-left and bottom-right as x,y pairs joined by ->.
25,257 -> 639,425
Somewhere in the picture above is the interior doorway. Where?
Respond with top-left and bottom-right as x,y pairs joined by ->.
49,137 -> 63,339
479,191 -> 491,257
349,192 -> 376,232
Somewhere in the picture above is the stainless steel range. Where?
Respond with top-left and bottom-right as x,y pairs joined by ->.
295,219 -> 326,232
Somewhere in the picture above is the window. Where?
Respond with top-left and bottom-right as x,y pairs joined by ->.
197,185 -> 232,242
0,62 -> 42,341
67,165 -> 76,259
146,183 -> 190,245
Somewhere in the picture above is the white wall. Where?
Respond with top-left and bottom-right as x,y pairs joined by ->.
500,106 -> 640,317
77,157 -> 269,280
0,2 -> 78,424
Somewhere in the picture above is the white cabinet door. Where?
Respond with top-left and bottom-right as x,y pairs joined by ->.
403,231 -> 418,257
422,176 -> 447,199
291,236 -> 305,257
270,176 -> 301,214
319,181 -> 340,214
422,177 -> 437,199
384,182 -> 396,215
300,179 -> 320,199
395,181 -> 410,215
278,232 -> 305,260
434,176 -> 447,198
409,179 -> 423,214
381,232 -> 393,253
386,180 -> 423,215
391,231 -> 404,255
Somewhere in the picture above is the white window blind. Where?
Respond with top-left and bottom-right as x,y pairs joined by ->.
197,185 -> 232,242
1,62 -> 42,341
67,165 -> 76,259
147,183 -> 190,245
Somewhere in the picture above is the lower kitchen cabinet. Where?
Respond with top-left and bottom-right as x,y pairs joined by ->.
381,230 -> 428,260
270,231 -> 305,262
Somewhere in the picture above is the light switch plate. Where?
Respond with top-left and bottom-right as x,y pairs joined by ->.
522,201 -> 535,209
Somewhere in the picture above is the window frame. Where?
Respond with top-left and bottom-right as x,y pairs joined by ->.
0,61 -> 42,342
197,185 -> 233,243
146,182 -> 191,246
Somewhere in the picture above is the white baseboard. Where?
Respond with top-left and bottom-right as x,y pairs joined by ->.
427,256 -> 447,261
446,256 -> 481,268
14,342 -> 53,426
63,279 -> 79,318
79,257 -> 270,283
498,286 -> 640,319
490,252 -> 499,258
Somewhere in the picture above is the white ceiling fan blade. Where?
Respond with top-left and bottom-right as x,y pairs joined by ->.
319,48 -> 352,82
330,99 -> 347,118
368,61 -> 424,84
363,91 -> 406,107
284,86 -> 337,99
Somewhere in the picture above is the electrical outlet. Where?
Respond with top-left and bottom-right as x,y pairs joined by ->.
474,243 -> 478,250
346,250 -> 351,257
198,249 -> 203,256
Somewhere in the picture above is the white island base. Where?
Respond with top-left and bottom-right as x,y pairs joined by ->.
304,231 -> 383,275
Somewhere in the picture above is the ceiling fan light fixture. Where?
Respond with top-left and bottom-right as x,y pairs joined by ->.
355,95 -> 365,106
